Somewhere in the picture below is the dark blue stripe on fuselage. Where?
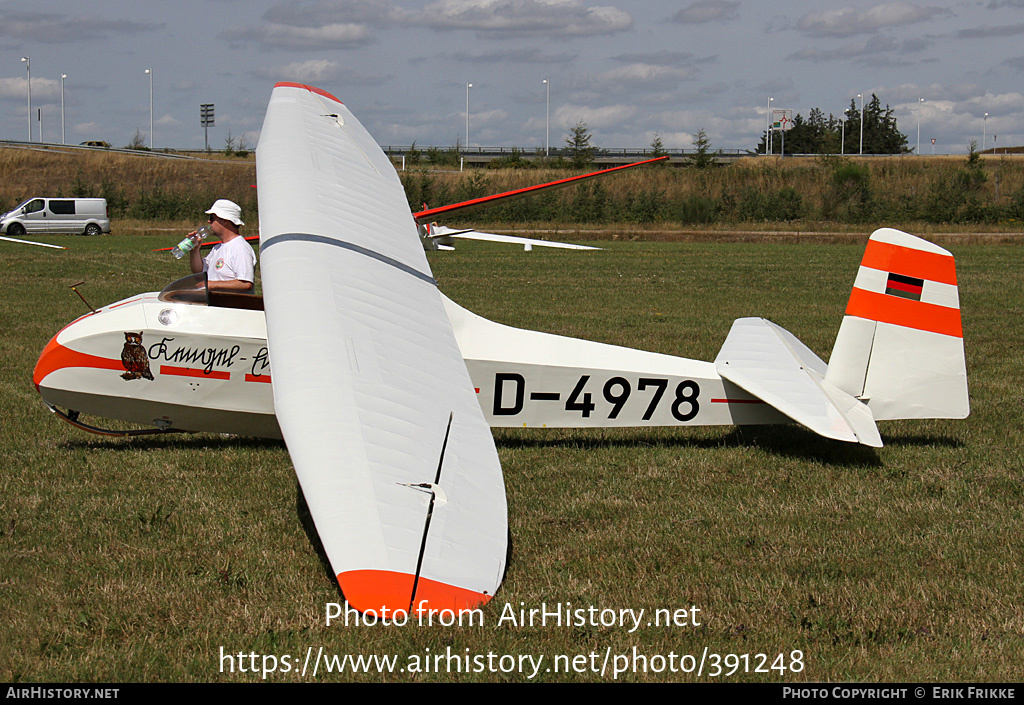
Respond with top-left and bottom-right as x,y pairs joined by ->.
260,232 -> 436,286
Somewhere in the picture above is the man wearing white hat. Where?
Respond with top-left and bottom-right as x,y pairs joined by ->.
189,199 -> 257,293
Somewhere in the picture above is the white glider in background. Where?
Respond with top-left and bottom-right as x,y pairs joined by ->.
33,85 -> 969,616
153,153 -> 666,256
421,223 -> 600,251
1,235 -> 64,249
412,156 -> 666,252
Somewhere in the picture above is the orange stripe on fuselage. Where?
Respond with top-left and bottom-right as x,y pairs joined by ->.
338,569 -> 494,616
861,239 -> 957,285
846,287 -> 963,338
160,365 -> 230,380
33,336 -> 124,389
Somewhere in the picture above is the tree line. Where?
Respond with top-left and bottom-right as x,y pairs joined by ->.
758,94 -> 910,155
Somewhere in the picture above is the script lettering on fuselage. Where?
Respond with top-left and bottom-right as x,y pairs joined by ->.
148,337 -> 242,375
250,347 -> 271,378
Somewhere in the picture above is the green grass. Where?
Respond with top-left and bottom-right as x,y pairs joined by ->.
1,232 -> 1022,682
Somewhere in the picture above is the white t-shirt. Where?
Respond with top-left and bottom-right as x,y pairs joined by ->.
203,236 -> 256,284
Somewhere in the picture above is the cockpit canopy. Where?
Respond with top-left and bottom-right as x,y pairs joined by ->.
158,272 -> 264,311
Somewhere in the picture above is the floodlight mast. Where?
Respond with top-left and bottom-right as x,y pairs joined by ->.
61,74 -> 67,144
145,68 -> 153,149
201,103 -> 215,151
20,57 -> 30,141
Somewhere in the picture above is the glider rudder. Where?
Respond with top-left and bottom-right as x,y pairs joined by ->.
825,228 -> 968,421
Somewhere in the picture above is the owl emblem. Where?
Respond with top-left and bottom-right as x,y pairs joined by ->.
121,332 -> 154,381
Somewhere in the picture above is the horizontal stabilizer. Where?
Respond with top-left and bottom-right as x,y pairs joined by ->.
715,318 -> 882,447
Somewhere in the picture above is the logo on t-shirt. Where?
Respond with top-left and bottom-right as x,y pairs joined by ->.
215,258 -> 225,270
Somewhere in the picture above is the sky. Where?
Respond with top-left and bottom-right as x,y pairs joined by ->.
2,0 -> 1024,155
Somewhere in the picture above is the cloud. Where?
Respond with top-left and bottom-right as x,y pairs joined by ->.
72,122 -> 104,137
954,22 -> 1024,39
0,77 -> 59,102
262,0 -> 395,26
796,2 -> 951,38
670,1 -> 740,24
553,103 -> 637,132
155,115 -> 181,128
611,51 -> 715,66
221,0 -> 631,50
251,59 -> 389,86
0,11 -> 159,43
787,35 -> 901,61
259,59 -> 343,83
598,63 -> 698,85
448,48 -> 577,63
219,21 -> 371,49
410,0 -> 633,37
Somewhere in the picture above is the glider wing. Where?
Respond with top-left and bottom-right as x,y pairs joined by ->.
256,82 -> 507,615
414,156 -> 668,223
1,235 -> 64,249
425,224 -> 601,250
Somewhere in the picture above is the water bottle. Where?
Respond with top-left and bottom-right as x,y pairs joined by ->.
171,225 -> 211,259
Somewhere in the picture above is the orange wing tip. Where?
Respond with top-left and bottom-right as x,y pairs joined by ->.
338,569 -> 494,617
273,82 -> 343,105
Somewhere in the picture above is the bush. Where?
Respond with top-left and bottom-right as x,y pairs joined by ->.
825,162 -> 873,222
737,186 -> 805,221
678,195 -> 720,224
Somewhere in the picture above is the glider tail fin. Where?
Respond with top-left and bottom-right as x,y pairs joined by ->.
824,228 -> 969,421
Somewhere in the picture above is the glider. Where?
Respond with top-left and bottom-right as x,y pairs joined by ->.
154,156 -> 668,255
33,84 -> 969,615
421,223 -> 599,251
1,235 -> 65,249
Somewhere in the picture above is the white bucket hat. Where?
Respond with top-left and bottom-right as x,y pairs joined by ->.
205,199 -> 244,226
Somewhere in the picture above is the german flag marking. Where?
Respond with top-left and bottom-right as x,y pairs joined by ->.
885,272 -> 924,300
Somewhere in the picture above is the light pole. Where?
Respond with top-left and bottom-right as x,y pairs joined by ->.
20,57 -> 31,141
61,74 -> 67,144
840,119 -> 845,156
465,82 -> 472,153
145,68 -> 153,149
858,93 -> 864,156
983,112 -> 988,155
916,98 -> 924,155
543,79 -> 549,156
766,96 -> 773,155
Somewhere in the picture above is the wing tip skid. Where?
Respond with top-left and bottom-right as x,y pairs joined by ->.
273,81 -> 343,105
338,569 -> 496,616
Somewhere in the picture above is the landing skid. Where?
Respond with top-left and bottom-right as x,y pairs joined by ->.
45,403 -> 189,438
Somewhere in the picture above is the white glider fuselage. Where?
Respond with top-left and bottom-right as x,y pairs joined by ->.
34,284 -> 786,439
34,227 -> 970,448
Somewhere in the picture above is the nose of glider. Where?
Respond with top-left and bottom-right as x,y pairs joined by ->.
33,317 -> 119,392
33,331 -> 66,391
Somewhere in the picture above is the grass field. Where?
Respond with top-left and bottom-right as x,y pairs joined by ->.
2,231 -> 1022,682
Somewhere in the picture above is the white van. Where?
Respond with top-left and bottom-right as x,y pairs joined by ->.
1,197 -> 110,236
